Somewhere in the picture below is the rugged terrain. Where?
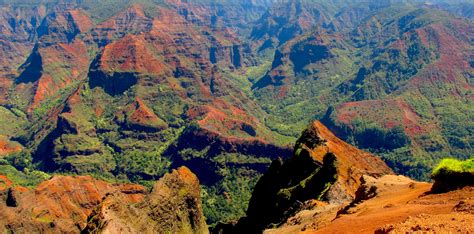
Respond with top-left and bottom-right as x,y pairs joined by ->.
214,121 -> 474,233
268,176 -> 474,233
0,0 -> 472,226
254,2 -> 474,179
0,166 -> 208,233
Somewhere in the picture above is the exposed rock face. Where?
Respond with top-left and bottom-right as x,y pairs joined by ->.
0,175 -> 146,232
0,5 -> 45,103
121,98 -> 168,132
37,7 -> 92,45
290,121 -> 392,202
253,4 -> 474,180
13,38 -> 90,112
0,167 -> 207,233
82,167 -> 208,234
168,124 -> 292,185
220,121 -> 392,232
84,4 -> 153,46
5,188 -> 17,207
0,0 -> 472,228
250,0 -> 333,52
11,4 -> 285,212
87,4 -> 251,97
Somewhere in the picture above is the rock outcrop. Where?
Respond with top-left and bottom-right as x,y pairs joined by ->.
0,135 -> 22,156
36,7 -> 92,45
217,121 -> 392,232
315,176 -> 474,234
0,166 -> 207,233
213,122 -> 474,233
83,167 -> 208,234
1,0 -> 473,228
0,175 -> 146,232
121,98 -> 168,132
253,4 -> 474,180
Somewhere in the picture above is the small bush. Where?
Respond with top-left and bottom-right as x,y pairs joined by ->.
432,158 -> 474,178
431,157 -> 474,193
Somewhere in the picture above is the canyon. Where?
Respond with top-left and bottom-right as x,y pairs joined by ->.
0,0 -> 472,231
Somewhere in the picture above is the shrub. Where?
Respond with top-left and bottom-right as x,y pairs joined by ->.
432,158 -> 474,178
5,152 -> 33,171
355,125 -> 410,150
114,149 -> 171,181
431,157 -> 474,193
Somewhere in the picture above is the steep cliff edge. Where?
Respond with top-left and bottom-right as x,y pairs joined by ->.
216,121 -> 393,232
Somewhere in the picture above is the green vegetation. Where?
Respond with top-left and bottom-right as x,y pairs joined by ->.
350,124 -> 410,151
252,5 -> 473,183
114,149 -> 171,181
432,158 -> 474,178
0,0 -> 472,227
202,167 -> 260,225
431,157 -> 474,193
0,106 -> 27,137
5,151 -> 34,171
0,164 -> 50,188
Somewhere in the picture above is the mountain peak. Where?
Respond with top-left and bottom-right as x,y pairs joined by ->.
222,121 -> 393,232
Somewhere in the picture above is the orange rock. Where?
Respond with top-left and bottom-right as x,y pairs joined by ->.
122,98 -> 168,131
0,175 -> 146,233
0,136 -> 22,156
0,174 -> 13,191
307,121 -> 393,196
82,166 -> 208,233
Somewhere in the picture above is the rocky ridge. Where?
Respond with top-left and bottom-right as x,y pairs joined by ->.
0,166 -> 207,233
214,121 -> 393,232
214,121 -> 473,233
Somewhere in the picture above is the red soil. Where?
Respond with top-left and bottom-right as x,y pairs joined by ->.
310,184 -> 474,234
68,9 -> 93,33
335,99 -> 427,137
125,98 -> 166,129
0,175 -> 12,191
306,121 -> 393,196
270,175 -> 474,234
175,166 -> 200,189
86,4 -> 150,43
100,34 -> 166,75
0,175 -> 147,232
0,40 -> 32,103
0,137 -> 22,156
27,40 -> 90,111
187,99 -> 259,138
409,22 -> 473,90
